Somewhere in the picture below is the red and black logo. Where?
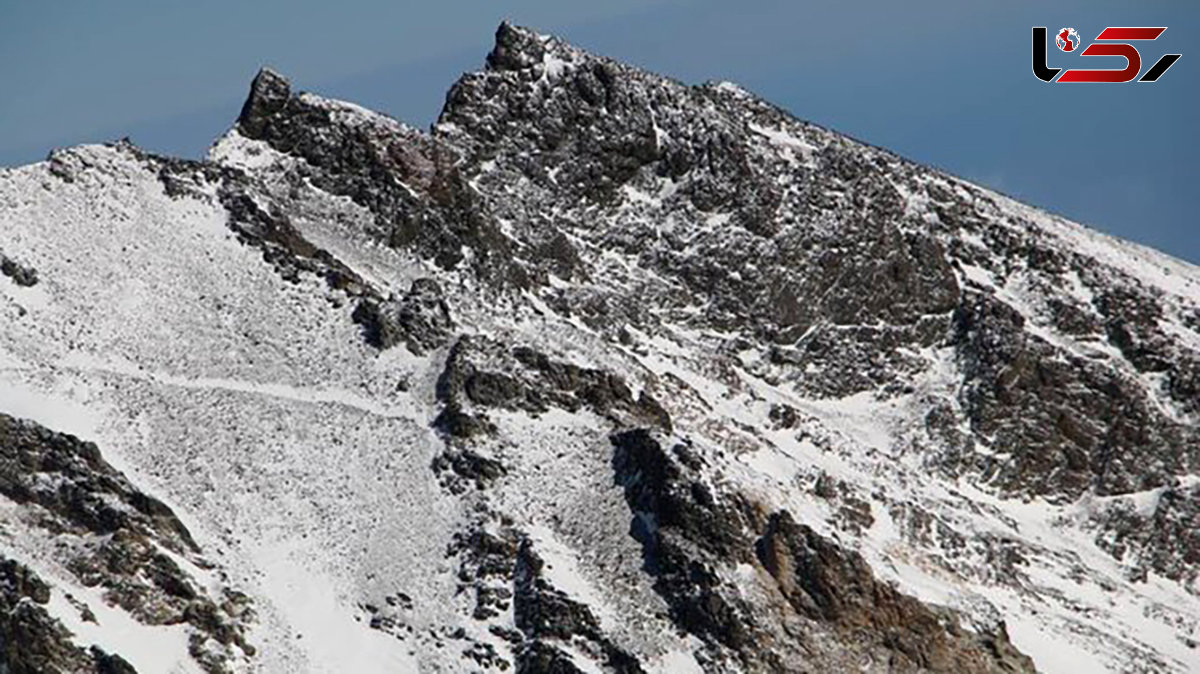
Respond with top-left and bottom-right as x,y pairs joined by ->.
1033,26 -> 1181,83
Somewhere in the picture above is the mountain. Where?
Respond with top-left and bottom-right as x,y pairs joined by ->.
1,22 -> 1198,673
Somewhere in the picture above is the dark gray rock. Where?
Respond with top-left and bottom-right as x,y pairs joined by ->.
446,512 -> 644,672
217,178 -> 373,296
515,641 -> 584,674
0,555 -> 140,674
951,291 -> 1198,500
432,448 -> 507,493
433,336 -> 670,444
451,525 -> 520,623
353,278 -> 453,354
0,413 -> 196,551
611,429 -> 1034,672
610,429 -> 778,668
1093,481 -> 1200,587
115,142 -> 377,306
514,540 -> 644,673
237,68 -> 291,139
233,68 -> 524,288
757,511 -> 1034,673
16,19 -> 1200,670
0,252 -> 38,287
0,414 -> 253,673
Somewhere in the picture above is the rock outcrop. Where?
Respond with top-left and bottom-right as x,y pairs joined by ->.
0,414 -> 254,673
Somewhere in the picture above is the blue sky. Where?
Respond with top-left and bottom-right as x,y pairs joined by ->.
2,1 -> 1195,262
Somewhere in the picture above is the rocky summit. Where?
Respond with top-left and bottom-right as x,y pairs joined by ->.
1,22 -> 1198,673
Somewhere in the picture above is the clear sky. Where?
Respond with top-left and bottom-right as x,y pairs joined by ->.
2,1 -> 1195,262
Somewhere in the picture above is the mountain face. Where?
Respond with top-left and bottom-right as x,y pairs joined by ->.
1,21 -> 1198,673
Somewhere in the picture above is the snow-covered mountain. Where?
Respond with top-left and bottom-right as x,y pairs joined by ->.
2,22 -> 1198,673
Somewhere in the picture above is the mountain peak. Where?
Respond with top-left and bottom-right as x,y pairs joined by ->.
486,21 -> 551,72
237,66 -> 291,137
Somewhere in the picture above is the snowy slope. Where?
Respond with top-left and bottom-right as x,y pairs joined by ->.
1,22 -> 1199,674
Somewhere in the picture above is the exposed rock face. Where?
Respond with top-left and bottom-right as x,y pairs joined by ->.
439,23 -> 962,350
353,277 -> 453,353
757,511 -> 1033,673
2,20 -> 1199,674
1090,480 -> 1200,589
0,556 -> 137,674
0,415 -> 254,673
951,290 -> 1198,500
217,178 -> 372,295
610,429 -> 771,667
513,540 -> 643,674
611,429 -> 1032,672
236,68 -> 291,140
0,413 -> 195,550
234,65 -> 522,286
433,335 -> 670,444
438,513 -> 647,674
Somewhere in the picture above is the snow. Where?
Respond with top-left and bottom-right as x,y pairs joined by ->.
59,350 -> 423,421
1005,612 -> 1112,673
619,316 -> 1200,673
0,144 -> 463,672
297,93 -> 412,134
208,131 -> 285,171
1014,197 -> 1200,304
47,580 -> 201,674
712,81 -> 752,98
0,376 -> 105,441
250,537 -> 418,673
647,645 -> 707,673
1,37 -> 1198,673
748,122 -> 816,164
526,524 -> 618,629
541,51 -> 571,82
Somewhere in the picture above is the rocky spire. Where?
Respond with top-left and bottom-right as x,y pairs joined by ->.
485,21 -> 547,72
237,67 -> 291,138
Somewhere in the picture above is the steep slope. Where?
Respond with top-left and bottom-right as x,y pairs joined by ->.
1,22 -> 1198,673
